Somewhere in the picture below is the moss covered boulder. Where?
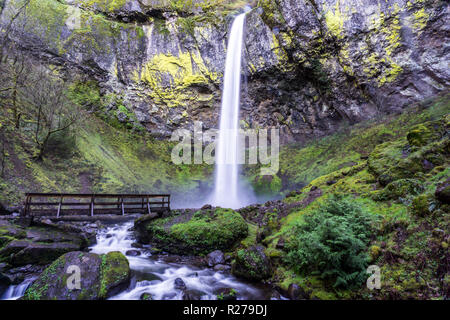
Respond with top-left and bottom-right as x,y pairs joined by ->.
435,178 -> 450,204
406,120 -> 446,148
231,245 -> 272,281
23,251 -> 130,300
134,208 -> 248,255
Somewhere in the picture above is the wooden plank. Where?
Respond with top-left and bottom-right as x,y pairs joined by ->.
26,193 -> 170,198
91,197 -> 94,217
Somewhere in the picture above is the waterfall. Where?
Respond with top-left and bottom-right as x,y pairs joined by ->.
210,13 -> 249,209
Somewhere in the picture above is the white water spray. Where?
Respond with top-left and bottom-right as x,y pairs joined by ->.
211,13 -> 249,209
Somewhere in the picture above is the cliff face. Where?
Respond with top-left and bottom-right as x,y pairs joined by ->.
1,0 -> 448,142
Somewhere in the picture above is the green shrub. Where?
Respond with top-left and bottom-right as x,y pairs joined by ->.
284,196 -> 376,289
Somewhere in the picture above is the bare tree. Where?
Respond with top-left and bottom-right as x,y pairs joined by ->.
0,49 -> 30,129
20,63 -> 79,160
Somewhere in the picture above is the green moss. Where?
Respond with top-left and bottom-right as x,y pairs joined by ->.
83,0 -> 128,13
324,0 -> 345,39
99,251 -> 129,299
374,178 -> 424,201
143,208 -> 248,255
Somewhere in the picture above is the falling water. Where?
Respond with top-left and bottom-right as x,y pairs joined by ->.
211,13 -> 248,209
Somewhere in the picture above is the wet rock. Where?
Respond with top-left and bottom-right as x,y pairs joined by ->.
213,264 -> 230,272
435,178 -> 450,204
174,278 -> 186,290
287,283 -> 310,300
125,250 -> 141,257
10,242 -> 81,266
224,254 -> 232,263
0,263 -> 8,272
206,250 -> 225,267
23,251 -> 130,300
231,245 -> 272,281
182,289 -> 204,300
140,292 -> 153,300
131,242 -> 143,249
0,272 -> 12,293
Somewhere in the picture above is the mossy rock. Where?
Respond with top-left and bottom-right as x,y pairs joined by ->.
406,120 -> 446,148
435,177 -> 450,204
23,251 -> 130,300
135,208 -> 248,255
374,178 -> 424,201
231,245 -> 272,281
369,135 -> 449,186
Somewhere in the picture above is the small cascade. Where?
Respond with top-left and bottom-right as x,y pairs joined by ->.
0,278 -> 34,300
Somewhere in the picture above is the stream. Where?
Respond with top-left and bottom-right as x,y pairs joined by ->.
1,221 -> 281,300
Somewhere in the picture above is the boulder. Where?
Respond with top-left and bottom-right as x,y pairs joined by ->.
125,250 -> 141,257
140,292 -> 153,300
206,250 -> 225,267
435,178 -> 450,204
134,208 -> 248,255
174,278 -> 186,291
22,251 -> 130,300
287,283 -> 310,300
0,272 -> 12,293
213,264 -> 230,272
182,289 -> 204,300
231,245 -> 272,281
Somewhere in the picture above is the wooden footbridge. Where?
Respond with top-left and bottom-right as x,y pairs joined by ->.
22,193 -> 171,219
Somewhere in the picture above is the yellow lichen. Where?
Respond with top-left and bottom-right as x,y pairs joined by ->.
324,0 -> 345,39
412,8 -> 430,33
133,51 -> 218,108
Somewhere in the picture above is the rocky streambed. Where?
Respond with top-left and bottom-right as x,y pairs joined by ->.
0,214 -> 284,300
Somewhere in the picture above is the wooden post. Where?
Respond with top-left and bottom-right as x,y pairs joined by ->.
121,198 -> 125,216
57,196 -> 63,218
147,197 -> 151,215
91,196 -> 94,217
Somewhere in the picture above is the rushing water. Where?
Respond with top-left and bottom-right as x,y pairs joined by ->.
91,221 -> 275,300
0,278 -> 34,300
211,12 -> 252,209
0,221 -> 277,300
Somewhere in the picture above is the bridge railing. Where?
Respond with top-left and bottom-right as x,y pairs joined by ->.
23,193 -> 171,218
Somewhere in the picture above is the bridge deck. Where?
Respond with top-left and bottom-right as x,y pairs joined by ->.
23,193 -> 171,218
